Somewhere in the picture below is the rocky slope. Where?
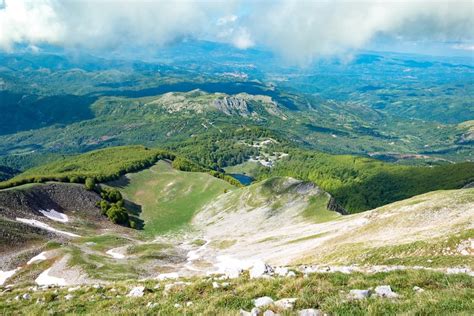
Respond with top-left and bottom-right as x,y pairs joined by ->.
146,90 -> 287,120
0,183 -> 109,268
0,183 -> 101,221
0,170 -> 472,293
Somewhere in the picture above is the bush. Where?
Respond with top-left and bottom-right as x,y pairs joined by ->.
106,204 -> 129,225
85,177 -> 96,191
104,189 -> 122,203
69,176 -> 80,183
99,200 -> 109,215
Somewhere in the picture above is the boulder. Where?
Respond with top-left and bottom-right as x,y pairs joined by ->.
374,285 -> 399,298
64,294 -> 74,300
349,289 -> 370,300
254,296 -> 274,308
274,298 -> 297,310
250,261 -> 274,279
263,310 -> 277,316
298,309 -> 322,316
413,286 -> 424,293
127,286 -> 145,297
274,267 -> 288,277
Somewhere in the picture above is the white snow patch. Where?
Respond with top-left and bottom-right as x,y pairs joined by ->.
106,248 -> 125,259
35,268 -> 67,286
16,218 -> 80,238
38,209 -> 69,223
0,268 -> 20,285
27,252 -> 48,265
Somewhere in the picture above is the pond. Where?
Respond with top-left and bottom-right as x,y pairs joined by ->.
229,173 -> 253,186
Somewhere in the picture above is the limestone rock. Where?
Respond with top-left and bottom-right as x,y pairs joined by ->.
349,289 -> 370,300
127,286 -> 145,297
374,285 -> 399,298
254,296 -> 274,308
298,309 -> 322,316
274,298 -> 297,310
250,261 -> 274,279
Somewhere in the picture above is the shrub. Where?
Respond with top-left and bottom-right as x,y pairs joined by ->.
99,200 -> 109,215
106,204 -> 129,225
85,177 -> 96,191
69,176 -> 80,183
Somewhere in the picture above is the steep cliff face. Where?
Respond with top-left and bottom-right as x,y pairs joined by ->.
213,96 -> 252,117
146,90 -> 287,120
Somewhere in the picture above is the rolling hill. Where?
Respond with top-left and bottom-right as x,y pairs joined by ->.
0,160 -> 472,314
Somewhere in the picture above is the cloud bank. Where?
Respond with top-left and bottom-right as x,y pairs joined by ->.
0,0 -> 473,62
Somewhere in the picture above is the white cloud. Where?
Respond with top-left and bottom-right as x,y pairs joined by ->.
232,28 -> 254,49
0,0 -> 472,61
452,43 -> 474,51
247,0 -> 474,63
0,0 -> 234,51
0,0 -> 63,51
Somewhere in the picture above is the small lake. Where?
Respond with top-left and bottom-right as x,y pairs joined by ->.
229,174 -> 253,186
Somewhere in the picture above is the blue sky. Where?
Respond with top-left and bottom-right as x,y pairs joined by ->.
0,0 -> 473,62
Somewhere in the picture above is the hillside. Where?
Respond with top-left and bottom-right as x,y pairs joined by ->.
1,165 -> 471,282
0,168 -> 472,314
2,144 -> 474,214
1,51 -> 473,164
258,149 -> 474,212
0,146 -> 175,189
107,160 -> 235,236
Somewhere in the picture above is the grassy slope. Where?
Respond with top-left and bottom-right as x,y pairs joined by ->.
1,270 -> 472,315
299,188 -> 474,268
108,161 -> 234,236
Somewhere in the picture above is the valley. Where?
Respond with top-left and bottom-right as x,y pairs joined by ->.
0,7 -> 473,313
0,156 -> 472,314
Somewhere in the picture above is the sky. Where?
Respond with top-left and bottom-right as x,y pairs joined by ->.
0,0 -> 473,63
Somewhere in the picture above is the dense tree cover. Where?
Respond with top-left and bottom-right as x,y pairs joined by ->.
0,166 -> 18,181
0,153 -> 64,175
165,127 -> 281,170
171,156 -> 242,187
171,157 -> 206,172
0,146 -> 176,189
258,149 -> 474,213
0,145 -> 242,190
